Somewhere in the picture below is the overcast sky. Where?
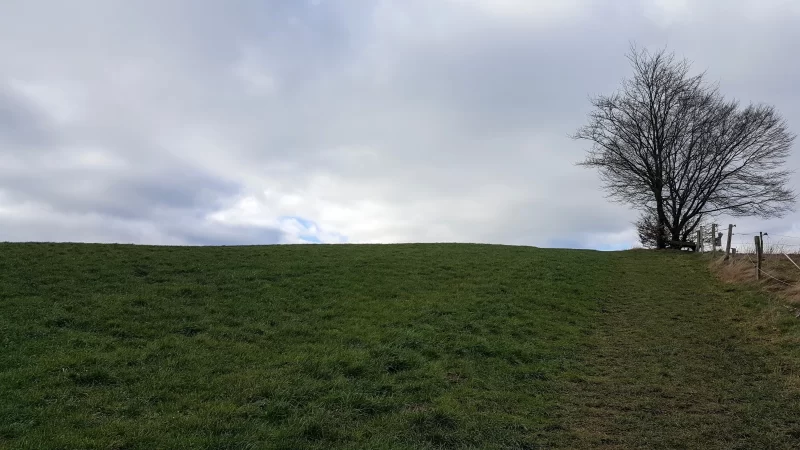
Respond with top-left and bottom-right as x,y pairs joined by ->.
1,0 -> 799,248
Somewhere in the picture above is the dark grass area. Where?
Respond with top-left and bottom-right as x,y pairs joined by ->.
562,252 -> 800,448
1,243 -> 799,449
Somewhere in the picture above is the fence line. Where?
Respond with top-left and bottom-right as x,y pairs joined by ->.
705,223 -> 800,288
743,250 -> 794,286
685,223 -> 800,291
759,234 -> 800,240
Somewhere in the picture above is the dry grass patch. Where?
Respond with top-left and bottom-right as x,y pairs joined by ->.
712,253 -> 800,306
709,252 -> 800,397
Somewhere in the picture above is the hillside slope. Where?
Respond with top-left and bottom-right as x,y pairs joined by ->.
1,243 -> 799,449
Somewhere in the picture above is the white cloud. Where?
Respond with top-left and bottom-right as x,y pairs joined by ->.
0,0 -> 798,248
231,47 -> 278,95
642,0 -> 693,27
9,79 -> 83,125
451,0 -> 590,23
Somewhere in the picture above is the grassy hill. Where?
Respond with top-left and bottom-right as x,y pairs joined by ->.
1,243 -> 799,449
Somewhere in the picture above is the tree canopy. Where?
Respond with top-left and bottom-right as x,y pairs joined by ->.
575,46 -> 796,248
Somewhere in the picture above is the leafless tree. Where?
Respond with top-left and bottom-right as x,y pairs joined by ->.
574,46 -> 796,248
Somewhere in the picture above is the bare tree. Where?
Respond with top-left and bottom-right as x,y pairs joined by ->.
574,46 -> 796,248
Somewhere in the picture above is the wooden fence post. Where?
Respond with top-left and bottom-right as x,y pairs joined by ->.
696,230 -> 702,253
700,228 -> 704,253
725,224 -> 734,260
711,223 -> 717,255
754,235 -> 762,280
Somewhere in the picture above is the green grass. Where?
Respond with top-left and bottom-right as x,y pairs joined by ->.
1,243 -> 799,449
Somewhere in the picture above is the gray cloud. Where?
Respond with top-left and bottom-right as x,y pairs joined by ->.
1,0 -> 799,247
0,85 -> 56,148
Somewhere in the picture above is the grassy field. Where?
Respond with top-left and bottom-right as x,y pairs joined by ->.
1,243 -> 799,449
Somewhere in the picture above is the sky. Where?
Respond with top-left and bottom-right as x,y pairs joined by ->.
1,0 -> 799,249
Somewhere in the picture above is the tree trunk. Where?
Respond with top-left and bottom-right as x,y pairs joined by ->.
655,218 -> 667,248
655,193 -> 668,249
669,217 -> 682,244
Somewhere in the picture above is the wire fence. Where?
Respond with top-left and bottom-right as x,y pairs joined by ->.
710,225 -> 800,287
